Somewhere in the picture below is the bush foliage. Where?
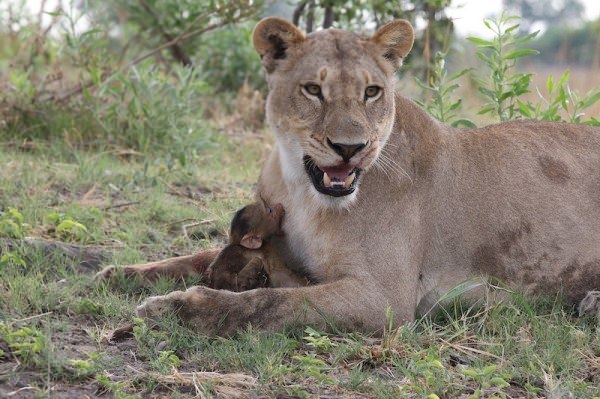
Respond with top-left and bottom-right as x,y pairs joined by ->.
0,3 -> 598,156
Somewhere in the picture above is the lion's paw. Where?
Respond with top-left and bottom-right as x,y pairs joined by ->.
136,294 -> 176,325
578,291 -> 600,318
136,287 -> 237,336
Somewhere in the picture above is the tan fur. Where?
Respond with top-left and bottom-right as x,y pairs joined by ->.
102,19 -> 600,336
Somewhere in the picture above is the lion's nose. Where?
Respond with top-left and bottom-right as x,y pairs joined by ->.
326,139 -> 367,162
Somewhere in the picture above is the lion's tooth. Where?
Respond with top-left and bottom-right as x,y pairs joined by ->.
344,172 -> 356,186
323,172 -> 331,187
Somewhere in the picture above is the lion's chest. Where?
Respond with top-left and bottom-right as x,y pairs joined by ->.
283,197 -> 367,282
283,203 -> 340,281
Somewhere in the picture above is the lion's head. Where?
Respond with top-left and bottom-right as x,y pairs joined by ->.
253,18 -> 414,207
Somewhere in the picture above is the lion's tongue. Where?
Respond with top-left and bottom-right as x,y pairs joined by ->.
321,165 -> 355,189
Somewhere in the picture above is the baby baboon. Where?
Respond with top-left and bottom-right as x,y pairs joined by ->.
208,200 -> 308,292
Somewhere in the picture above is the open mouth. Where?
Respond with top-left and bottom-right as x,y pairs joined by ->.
303,156 -> 361,197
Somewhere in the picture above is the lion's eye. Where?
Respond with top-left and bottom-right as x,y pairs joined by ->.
304,83 -> 322,97
365,86 -> 381,99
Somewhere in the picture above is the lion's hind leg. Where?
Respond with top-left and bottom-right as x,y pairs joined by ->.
578,291 -> 600,318
95,248 -> 221,282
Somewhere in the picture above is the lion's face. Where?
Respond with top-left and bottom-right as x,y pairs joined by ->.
253,19 -> 414,207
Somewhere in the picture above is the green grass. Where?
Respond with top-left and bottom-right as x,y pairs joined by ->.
1,131 -> 599,398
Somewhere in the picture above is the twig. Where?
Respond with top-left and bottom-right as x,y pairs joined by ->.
127,10 -> 254,67
306,0 -> 315,33
157,177 -> 203,205
323,5 -> 334,29
53,73 -> 108,104
164,218 -> 196,227
7,387 -> 38,397
440,338 -> 507,363
292,0 -> 308,26
102,201 -> 141,211
12,312 -> 53,324
137,0 -> 191,66
42,4 -> 254,107
182,220 -> 215,238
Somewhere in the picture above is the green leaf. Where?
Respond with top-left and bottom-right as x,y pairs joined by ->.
464,369 -> 479,378
430,359 -> 444,368
489,377 -> 510,387
475,52 -> 492,64
581,92 -> 600,109
466,37 -> 493,46
448,99 -> 462,112
517,100 -> 532,118
452,119 -> 477,128
477,106 -> 496,115
546,75 -> 555,94
505,23 -> 521,34
504,49 -> 539,60
415,77 -> 432,91
500,91 -> 514,101
514,30 -> 540,45
559,70 -> 570,86
583,118 -> 600,127
442,84 -> 460,96
449,68 -> 473,82
478,87 -> 496,99
483,19 -> 493,31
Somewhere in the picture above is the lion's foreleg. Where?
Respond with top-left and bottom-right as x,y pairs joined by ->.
136,278 -> 416,336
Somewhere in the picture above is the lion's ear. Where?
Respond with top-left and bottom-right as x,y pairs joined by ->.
370,20 -> 414,70
253,17 -> 305,73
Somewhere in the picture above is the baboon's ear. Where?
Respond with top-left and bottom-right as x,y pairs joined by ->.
253,17 -> 305,73
240,234 -> 263,249
370,20 -> 414,70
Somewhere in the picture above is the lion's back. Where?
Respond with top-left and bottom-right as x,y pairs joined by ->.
422,119 -> 600,304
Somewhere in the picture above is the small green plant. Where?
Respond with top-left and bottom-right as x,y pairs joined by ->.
468,13 -> 539,121
0,251 -> 27,270
291,353 -> 333,384
95,372 -> 141,399
151,350 -> 181,374
74,298 -> 104,316
302,327 -> 336,352
198,23 -> 266,93
416,52 -> 476,128
517,70 -> 600,125
382,306 -> 397,350
131,317 -> 182,373
68,351 -> 105,379
94,63 -> 212,155
46,212 -> 89,242
398,349 -> 449,399
0,322 -> 46,367
0,208 -> 28,239
463,365 -> 511,399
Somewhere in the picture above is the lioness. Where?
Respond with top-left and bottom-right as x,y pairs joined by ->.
99,18 -> 600,335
